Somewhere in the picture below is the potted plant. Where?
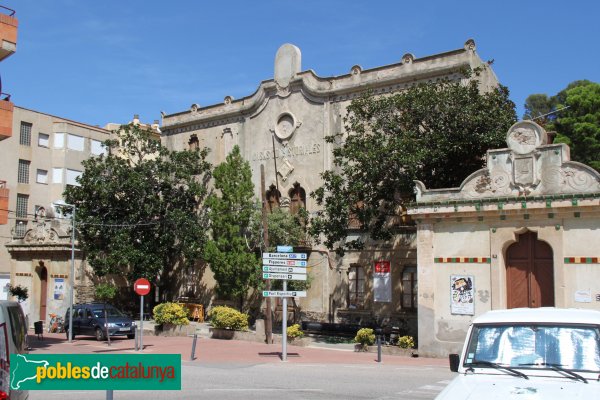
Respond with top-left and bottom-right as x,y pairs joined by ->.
286,323 -> 305,345
354,327 -> 375,352
153,302 -> 190,336
8,284 -> 28,303
397,335 -> 417,356
208,306 -> 248,339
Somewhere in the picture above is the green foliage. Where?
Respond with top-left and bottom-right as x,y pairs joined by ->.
311,73 -> 516,254
153,302 -> 190,326
8,284 -> 28,303
398,335 -> 415,349
94,283 -> 117,302
553,81 -> 600,171
287,323 -> 305,340
208,306 -> 249,331
354,327 -> 376,348
64,123 -> 212,290
204,146 -> 260,305
523,93 -> 558,127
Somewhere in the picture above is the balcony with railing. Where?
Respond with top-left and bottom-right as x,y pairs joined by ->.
0,5 -> 17,61
0,180 -> 8,225
0,92 -> 12,140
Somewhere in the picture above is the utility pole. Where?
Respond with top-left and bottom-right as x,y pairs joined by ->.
260,165 -> 273,344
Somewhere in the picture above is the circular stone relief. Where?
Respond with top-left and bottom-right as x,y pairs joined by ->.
275,113 -> 296,140
506,121 -> 547,155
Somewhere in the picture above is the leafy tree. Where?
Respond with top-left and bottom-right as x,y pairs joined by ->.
204,145 -> 260,308
553,81 -> 600,171
311,72 -> 516,254
523,93 -> 557,127
8,284 -> 28,303
64,123 -> 212,296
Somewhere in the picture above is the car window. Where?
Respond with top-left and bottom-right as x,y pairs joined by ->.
92,308 -> 125,318
86,309 -> 93,318
465,324 -> 600,371
77,309 -> 84,318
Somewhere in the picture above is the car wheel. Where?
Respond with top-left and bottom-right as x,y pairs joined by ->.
95,327 -> 105,341
127,334 -> 135,339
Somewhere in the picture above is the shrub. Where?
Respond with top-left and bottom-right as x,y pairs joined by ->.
8,284 -> 28,303
153,302 -> 189,326
287,324 -> 304,340
398,335 -> 415,349
208,306 -> 248,331
354,327 -> 375,349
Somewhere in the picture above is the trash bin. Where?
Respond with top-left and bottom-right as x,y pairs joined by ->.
34,321 -> 43,340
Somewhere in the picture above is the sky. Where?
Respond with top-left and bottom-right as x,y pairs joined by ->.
1,0 -> 599,128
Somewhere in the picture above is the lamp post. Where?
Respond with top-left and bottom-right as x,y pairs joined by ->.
53,201 -> 76,343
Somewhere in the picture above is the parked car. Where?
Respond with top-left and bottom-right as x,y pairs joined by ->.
436,307 -> 600,399
0,300 -> 29,399
65,303 -> 135,341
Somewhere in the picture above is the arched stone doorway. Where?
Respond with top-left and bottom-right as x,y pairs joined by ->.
506,231 -> 554,308
38,263 -> 48,320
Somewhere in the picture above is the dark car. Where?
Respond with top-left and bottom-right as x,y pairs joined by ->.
65,303 -> 135,341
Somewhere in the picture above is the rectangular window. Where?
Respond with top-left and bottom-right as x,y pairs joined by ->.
19,122 -> 32,146
16,194 -> 28,218
36,169 -> 48,184
53,133 -> 65,149
17,160 -> 30,184
14,221 -> 27,238
38,133 -> 50,147
52,168 -> 63,184
90,139 -> 105,156
67,134 -> 85,151
66,169 -> 82,186
401,266 -> 418,310
348,265 -> 365,309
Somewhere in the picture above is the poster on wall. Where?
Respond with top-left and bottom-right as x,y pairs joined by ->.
53,278 -> 65,300
373,260 -> 391,302
450,275 -> 474,315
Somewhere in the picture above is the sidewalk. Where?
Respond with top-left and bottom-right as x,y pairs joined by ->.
28,330 -> 447,367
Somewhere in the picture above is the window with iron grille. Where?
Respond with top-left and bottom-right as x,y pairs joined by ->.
19,122 -> 32,146
348,265 -> 365,309
14,220 -> 27,238
16,194 -> 28,218
18,160 -> 30,184
401,266 -> 418,310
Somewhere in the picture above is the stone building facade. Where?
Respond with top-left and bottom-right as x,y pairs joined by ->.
161,40 -> 498,332
409,121 -> 600,357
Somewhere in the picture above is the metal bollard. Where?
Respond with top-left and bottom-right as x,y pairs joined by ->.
134,327 -> 139,351
377,335 -> 382,363
106,390 -> 113,400
190,333 -> 198,361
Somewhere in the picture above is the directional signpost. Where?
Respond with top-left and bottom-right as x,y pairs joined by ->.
262,246 -> 307,361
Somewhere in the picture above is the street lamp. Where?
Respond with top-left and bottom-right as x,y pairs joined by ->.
52,200 -> 76,343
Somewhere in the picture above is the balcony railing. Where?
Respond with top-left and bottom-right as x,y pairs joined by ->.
0,93 -> 13,140
0,5 -> 17,61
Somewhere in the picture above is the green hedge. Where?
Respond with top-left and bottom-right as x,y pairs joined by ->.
153,302 -> 190,326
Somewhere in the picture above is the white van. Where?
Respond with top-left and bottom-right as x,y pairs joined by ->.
0,301 -> 28,400
436,308 -> 600,399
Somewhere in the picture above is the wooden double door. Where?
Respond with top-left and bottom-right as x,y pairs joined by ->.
506,231 -> 554,308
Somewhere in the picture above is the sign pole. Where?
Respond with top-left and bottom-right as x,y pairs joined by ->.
282,279 -> 287,362
140,294 -> 144,351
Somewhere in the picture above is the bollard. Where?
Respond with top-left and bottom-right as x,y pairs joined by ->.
190,333 -> 198,361
377,335 -> 382,363
134,327 -> 139,351
106,390 -> 113,400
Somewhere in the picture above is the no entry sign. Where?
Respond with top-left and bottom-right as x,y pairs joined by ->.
134,278 -> 151,296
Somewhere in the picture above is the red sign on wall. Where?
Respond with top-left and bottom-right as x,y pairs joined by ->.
374,260 -> 390,274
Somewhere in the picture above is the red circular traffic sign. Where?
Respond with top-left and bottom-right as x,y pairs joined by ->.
134,278 -> 151,296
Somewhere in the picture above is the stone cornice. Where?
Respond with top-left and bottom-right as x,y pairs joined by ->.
161,43 -> 487,136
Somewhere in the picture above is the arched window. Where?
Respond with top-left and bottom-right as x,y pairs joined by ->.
266,184 -> 281,213
288,182 -> 306,215
188,134 -> 199,151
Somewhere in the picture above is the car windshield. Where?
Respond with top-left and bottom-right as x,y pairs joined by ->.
464,324 -> 600,372
92,308 -> 125,318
